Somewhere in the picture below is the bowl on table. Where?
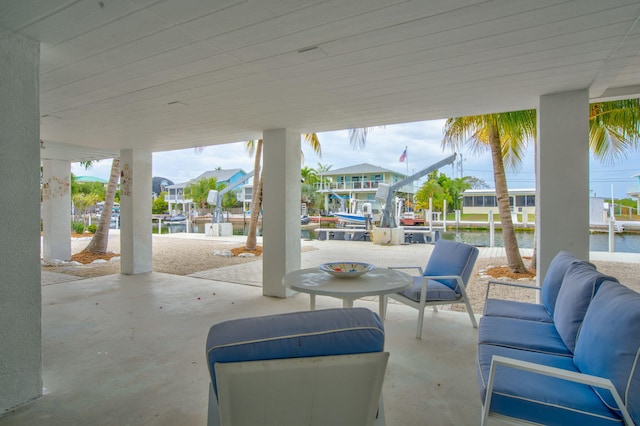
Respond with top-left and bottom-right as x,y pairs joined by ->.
318,262 -> 375,279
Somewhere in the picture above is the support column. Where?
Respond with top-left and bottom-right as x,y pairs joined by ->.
120,149 -> 153,274
42,159 -> 71,261
537,90 -> 590,281
262,129 -> 301,297
0,28 -> 41,412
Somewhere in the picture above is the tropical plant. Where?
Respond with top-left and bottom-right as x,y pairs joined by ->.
589,99 -> 640,164
72,193 -> 100,225
314,162 -> 333,186
301,166 -> 319,185
152,192 -> 169,214
184,177 -> 226,211
443,111 -> 536,273
415,174 -> 446,211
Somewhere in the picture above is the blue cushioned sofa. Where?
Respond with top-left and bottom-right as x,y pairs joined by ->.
477,251 -> 640,425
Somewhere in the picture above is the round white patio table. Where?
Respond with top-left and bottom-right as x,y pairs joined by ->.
282,266 -> 412,319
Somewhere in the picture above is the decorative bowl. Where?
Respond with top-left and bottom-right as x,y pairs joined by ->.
319,262 -> 375,279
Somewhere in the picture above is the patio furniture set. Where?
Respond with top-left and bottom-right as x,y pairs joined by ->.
203,241 -> 640,425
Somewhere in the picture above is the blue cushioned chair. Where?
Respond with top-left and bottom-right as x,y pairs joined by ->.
206,308 -> 388,426
386,239 -> 479,338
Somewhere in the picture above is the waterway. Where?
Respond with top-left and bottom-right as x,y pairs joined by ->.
148,222 -> 640,254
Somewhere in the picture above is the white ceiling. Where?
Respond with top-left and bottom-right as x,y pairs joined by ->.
2,0 -> 639,161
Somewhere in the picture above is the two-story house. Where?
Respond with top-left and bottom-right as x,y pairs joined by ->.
165,168 -> 247,214
316,163 -> 413,215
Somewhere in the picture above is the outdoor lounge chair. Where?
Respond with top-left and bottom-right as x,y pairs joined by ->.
205,308 -> 388,426
386,239 -> 479,339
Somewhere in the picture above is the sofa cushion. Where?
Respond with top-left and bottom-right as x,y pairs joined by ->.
400,276 -> 460,301
423,239 -> 478,291
206,308 -> 384,396
478,316 -> 571,356
483,299 -> 553,323
477,344 -> 623,425
574,281 -> 640,425
540,251 -> 583,315
553,262 -> 617,353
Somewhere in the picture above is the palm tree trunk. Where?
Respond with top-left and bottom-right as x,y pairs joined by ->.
84,158 -> 120,254
245,140 -> 263,251
488,123 -> 528,273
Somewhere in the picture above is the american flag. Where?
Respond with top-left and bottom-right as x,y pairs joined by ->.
399,147 -> 407,163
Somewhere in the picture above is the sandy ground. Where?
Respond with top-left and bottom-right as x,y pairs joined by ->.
43,235 -> 640,314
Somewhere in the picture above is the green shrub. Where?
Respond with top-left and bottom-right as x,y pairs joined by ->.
87,224 -> 97,234
72,221 -> 85,234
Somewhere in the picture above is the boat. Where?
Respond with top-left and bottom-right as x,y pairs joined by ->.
163,213 -> 187,224
333,212 -> 367,225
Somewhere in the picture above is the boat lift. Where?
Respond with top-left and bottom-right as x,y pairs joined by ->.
375,154 -> 457,228
208,171 -> 254,224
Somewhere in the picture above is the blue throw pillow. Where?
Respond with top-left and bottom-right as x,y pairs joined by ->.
553,261 -> 617,353
541,251 -> 583,315
574,281 -> 640,425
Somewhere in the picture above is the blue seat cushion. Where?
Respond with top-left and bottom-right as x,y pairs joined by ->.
540,251 -> 583,316
206,308 -> 384,396
478,316 -> 571,356
477,344 -> 623,425
553,262 -> 617,353
483,299 -> 553,323
423,239 -> 478,291
400,276 -> 460,302
574,281 -> 640,425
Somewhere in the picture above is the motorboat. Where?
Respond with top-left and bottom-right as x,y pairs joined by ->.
163,213 -> 187,223
333,212 -> 367,225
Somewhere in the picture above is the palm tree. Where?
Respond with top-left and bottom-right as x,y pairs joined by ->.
244,134 -> 322,251
443,112 -> 536,274
84,158 -> 120,254
589,99 -> 640,164
443,99 -> 639,273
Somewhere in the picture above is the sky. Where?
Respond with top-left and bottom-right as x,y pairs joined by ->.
72,119 -> 640,199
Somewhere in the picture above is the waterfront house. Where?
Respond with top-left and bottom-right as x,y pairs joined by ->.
164,168 -> 247,214
461,188 -> 536,220
316,163 -> 414,214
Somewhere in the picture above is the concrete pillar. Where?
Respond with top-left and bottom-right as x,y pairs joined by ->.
537,90 -> 590,281
120,149 -> 153,274
0,28 -> 42,412
42,159 -> 71,261
262,129 -> 301,297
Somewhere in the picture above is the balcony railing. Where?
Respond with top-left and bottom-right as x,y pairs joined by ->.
316,181 -> 386,191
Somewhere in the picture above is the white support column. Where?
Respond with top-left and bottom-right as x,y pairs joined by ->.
120,149 -> 153,274
0,27 -> 41,412
537,90 -> 590,282
262,129 -> 301,297
42,159 -> 71,261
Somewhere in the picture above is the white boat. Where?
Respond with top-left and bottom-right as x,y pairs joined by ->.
333,212 -> 367,225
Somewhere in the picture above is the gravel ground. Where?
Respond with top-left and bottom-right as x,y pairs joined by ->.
43,235 -> 640,314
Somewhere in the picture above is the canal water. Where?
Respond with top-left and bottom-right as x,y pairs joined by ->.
150,222 -> 640,254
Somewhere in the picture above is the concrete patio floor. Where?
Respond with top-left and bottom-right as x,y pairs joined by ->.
6,235 -> 637,425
